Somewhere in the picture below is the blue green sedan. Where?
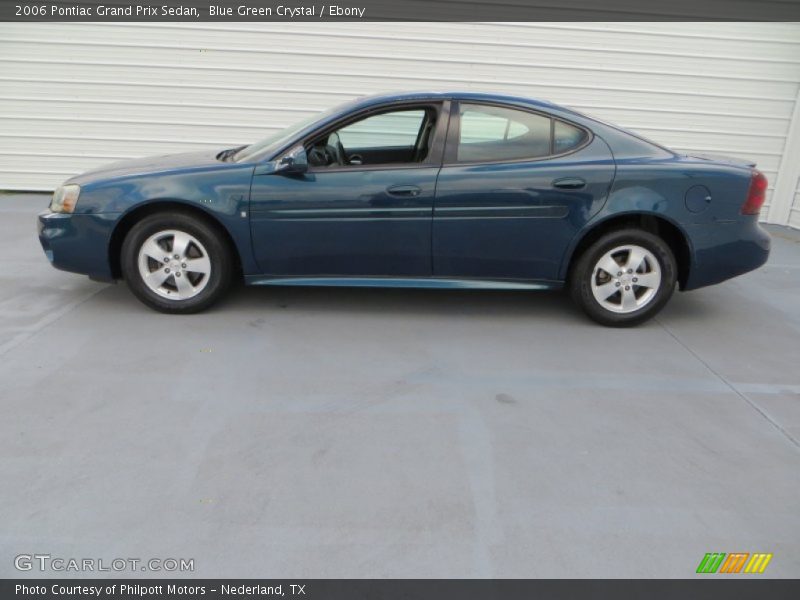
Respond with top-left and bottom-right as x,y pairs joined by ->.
38,91 -> 770,326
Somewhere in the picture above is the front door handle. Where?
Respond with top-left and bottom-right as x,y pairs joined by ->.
386,184 -> 422,197
552,177 -> 586,190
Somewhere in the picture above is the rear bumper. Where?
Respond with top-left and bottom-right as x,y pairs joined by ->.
38,210 -> 116,281
683,219 -> 771,291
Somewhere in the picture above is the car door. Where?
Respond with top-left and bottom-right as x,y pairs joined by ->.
433,101 -> 616,281
249,103 -> 448,277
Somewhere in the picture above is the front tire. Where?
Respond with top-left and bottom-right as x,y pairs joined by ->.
570,229 -> 676,327
121,212 -> 233,313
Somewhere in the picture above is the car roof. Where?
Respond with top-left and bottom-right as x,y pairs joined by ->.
349,90 -> 567,113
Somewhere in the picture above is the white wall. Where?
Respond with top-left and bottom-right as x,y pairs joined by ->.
1,22 -> 799,226
792,175 -> 800,229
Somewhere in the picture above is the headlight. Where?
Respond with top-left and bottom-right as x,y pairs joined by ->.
50,184 -> 81,214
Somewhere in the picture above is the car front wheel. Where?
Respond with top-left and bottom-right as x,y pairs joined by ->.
121,212 -> 233,313
570,229 -> 677,327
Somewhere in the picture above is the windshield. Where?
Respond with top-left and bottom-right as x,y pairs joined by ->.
233,102 -> 350,163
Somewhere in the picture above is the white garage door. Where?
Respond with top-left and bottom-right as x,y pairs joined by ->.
1,22 -> 799,226
793,176 -> 800,229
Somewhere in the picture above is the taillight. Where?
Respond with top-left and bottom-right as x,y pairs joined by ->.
741,169 -> 768,215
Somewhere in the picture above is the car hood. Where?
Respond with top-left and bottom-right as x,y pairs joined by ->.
67,149 -> 232,185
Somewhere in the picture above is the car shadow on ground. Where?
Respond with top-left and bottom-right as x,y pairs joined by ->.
88,279 -> 720,327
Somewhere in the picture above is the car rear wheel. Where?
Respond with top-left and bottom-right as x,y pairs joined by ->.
121,212 -> 233,313
570,229 -> 676,327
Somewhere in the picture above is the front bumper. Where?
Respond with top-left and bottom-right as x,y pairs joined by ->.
38,210 -> 116,281
683,219 -> 771,291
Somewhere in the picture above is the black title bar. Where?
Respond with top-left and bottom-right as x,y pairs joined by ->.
3,0 -> 800,21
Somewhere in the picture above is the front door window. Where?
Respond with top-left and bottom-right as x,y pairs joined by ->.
307,107 -> 438,168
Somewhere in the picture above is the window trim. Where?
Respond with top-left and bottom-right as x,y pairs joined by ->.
444,100 -> 594,167
293,100 -> 451,174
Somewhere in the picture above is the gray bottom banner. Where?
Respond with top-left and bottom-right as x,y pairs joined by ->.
3,579 -> 800,599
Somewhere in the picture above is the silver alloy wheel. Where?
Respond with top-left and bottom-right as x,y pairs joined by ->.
590,244 -> 661,314
137,229 -> 211,301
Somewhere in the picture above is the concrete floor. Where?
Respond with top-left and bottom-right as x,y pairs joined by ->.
1,193 -> 798,578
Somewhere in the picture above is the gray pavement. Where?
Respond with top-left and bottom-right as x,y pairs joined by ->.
0,192 -> 798,578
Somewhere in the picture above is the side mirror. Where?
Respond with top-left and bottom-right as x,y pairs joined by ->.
275,145 -> 308,175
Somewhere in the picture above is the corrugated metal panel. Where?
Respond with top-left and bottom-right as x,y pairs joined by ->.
1,22 -> 799,225
772,85 -> 800,228
791,175 -> 800,229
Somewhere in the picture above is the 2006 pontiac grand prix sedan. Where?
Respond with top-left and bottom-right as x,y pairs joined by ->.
38,91 -> 771,326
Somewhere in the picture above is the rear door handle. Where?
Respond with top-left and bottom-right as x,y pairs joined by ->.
386,184 -> 422,197
552,177 -> 586,190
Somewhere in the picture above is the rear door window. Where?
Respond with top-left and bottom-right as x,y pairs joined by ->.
454,104 -> 590,163
457,104 -> 552,162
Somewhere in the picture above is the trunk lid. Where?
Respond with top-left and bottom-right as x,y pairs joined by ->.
683,152 -> 756,168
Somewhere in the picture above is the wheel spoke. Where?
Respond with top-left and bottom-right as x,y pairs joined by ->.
184,256 -> 211,275
594,281 -> 619,300
596,255 -> 621,276
620,287 -> 638,311
141,239 -> 167,262
171,231 -> 192,259
635,272 -> 660,290
173,274 -> 194,298
144,268 -> 171,287
625,246 -> 646,272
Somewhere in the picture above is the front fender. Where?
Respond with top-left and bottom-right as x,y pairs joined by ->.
80,164 -> 260,276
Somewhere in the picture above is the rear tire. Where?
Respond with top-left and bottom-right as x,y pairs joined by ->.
570,228 -> 676,327
121,212 -> 233,313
